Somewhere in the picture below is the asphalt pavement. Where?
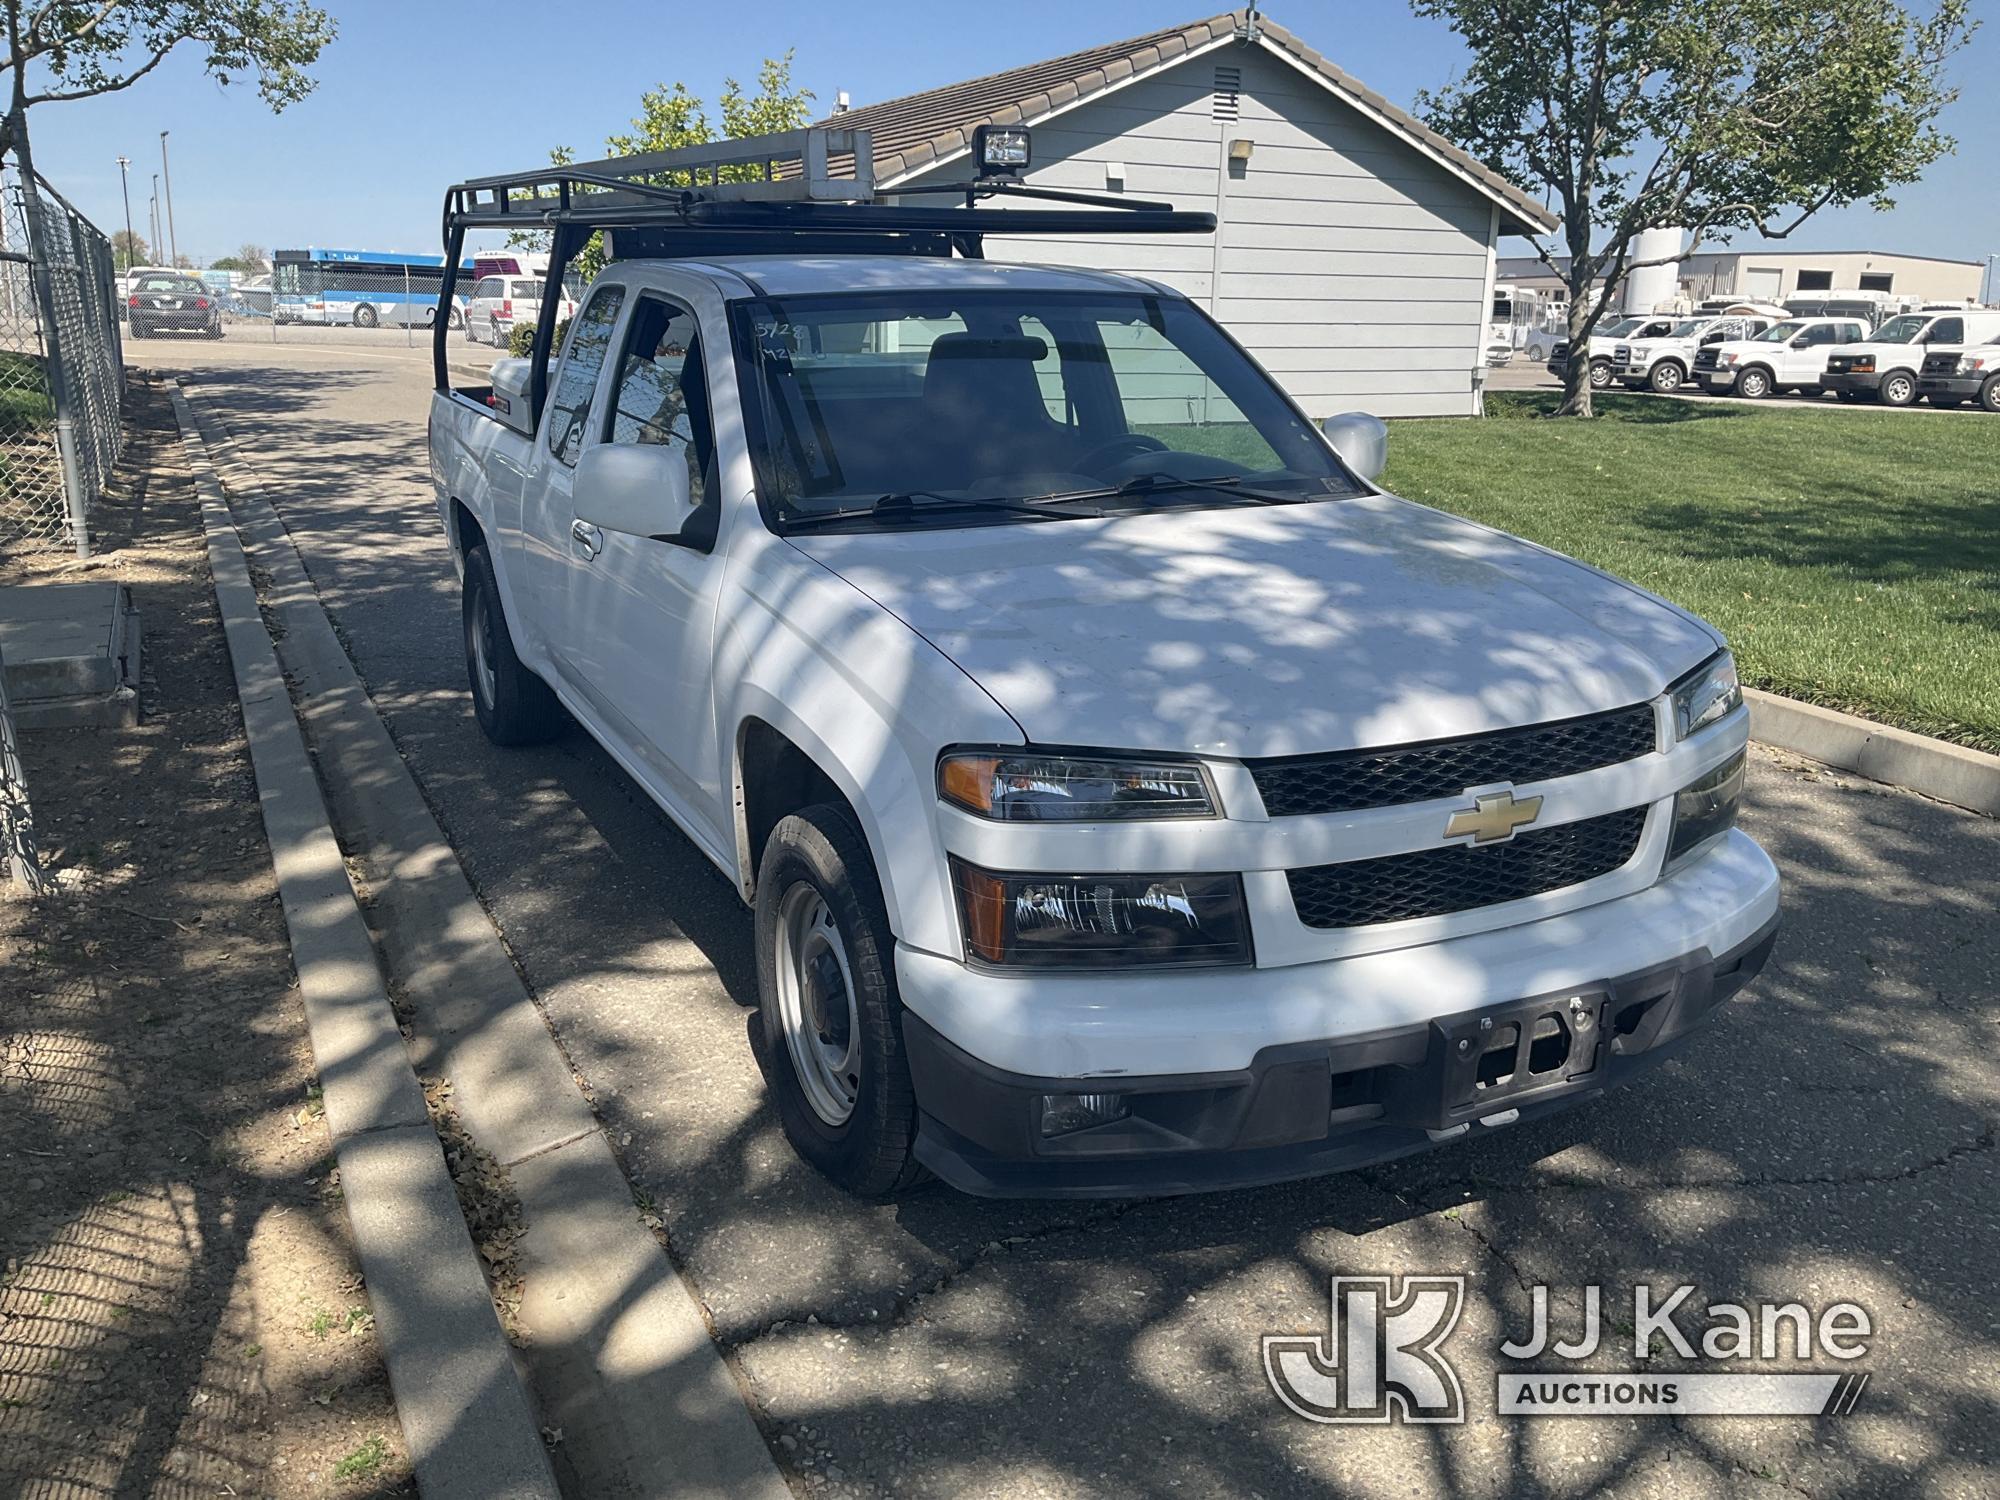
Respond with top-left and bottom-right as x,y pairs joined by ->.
128,333 -> 2000,1499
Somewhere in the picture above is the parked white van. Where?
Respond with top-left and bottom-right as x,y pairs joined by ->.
1821,310 -> 2000,406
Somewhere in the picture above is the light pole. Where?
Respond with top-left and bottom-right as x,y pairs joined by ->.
159,130 -> 178,263
150,174 -> 160,258
1986,254 -> 1998,307
115,156 -> 135,269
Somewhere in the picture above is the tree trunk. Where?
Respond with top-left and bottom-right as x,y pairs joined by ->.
1558,271 -> 1597,418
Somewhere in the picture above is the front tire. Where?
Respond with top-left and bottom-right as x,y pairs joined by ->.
461,544 -> 564,745
353,303 -> 379,329
1649,360 -> 1686,393
1589,359 -> 1613,390
754,803 -> 925,1199
1879,371 -> 1917,407
1982,375 -> 2000,414
1735,366 -> 1774,399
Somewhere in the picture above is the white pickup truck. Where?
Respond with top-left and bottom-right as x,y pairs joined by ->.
426,131 -> 1778,1198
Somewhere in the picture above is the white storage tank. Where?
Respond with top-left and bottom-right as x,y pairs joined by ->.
1623,226 -> 1686,314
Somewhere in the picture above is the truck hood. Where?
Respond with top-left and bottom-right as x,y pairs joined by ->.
786,495 -> 1720,760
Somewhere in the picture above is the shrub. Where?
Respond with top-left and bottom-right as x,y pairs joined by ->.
507,316 -> 569,359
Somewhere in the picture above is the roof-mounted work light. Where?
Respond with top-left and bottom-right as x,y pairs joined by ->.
973,125 -> 1032,178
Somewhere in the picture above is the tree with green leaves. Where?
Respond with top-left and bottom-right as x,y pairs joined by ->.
1,2 -> 334,185
1414,0 -> 1974,415
111,228 -> 147,271
509,52 -> 814,282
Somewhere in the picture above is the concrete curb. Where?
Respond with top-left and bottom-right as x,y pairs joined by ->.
1747,688 -> 2000,817
169,387 -> 561,1500
178,383 -> 790,1500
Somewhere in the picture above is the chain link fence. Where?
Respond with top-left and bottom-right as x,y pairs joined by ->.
0,169 -> 123,557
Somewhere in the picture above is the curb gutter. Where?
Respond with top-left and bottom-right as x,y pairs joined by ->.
1747,688 -> 2000,817
178,384 -> 791,1500
169,388 -> 561,1500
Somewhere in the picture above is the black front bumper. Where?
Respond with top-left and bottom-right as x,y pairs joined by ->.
905,916 -> 1779,1198
1917,375 -> 1982,401
1820,372 -> 1877,397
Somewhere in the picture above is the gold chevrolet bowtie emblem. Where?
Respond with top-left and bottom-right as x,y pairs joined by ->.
1445,789 -> 1544,844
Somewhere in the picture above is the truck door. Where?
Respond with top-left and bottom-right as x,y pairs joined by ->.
561,291 -> 731,846
521,284 -> 625,669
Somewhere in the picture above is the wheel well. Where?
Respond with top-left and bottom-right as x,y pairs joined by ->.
736,718 -> 851,897
451,499 -> 485,560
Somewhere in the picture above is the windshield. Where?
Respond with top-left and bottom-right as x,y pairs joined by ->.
1598,317 -> 1643,337
736,290 -> 1358,532
1869,315 -> 1926,345
1664,319 -> 1707,337
1754,321 -> 1806,343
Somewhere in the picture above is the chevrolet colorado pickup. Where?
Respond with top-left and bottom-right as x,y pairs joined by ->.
426,131 -> 1779,1199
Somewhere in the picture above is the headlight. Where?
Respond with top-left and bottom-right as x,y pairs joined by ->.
938,750 -> 1216,821
1848,356 -> 1875,373
952,861 -> 1251,969
1958,354 -> 1992,375
1718,352 -> 1740,366
1666,750 -> 1746,868
1669,651 -> 1742,740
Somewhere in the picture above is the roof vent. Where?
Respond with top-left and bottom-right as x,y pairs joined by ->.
1212,66 -> 1242,122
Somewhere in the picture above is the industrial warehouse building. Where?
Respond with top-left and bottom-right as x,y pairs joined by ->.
825,9 -> 1557,418
1497,248 -> 1987,308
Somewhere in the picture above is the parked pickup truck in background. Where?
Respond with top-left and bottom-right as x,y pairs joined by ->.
1546,315 -> 1676,389
1692,317 -> 1870,399
1824,310 -> 2000,406
427,129 -> 1780,1199
1915,336 -> 2000,411
1611,310 -> 1780,393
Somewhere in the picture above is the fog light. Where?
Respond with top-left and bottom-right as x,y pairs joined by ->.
1666,750 -> 1746,868
1040,1092 -> 1129,1138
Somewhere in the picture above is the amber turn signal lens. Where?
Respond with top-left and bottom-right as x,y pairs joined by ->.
938,754 -> 1000,816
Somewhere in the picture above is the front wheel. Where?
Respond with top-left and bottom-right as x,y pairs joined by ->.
1879,371 -> 1917,407
754,803 -> 926,1199
1982,375 -> 2000,414
1649,361 -> 1685,394
1589,359 -> 1613,390
462,544 -> 565,745
353,303 -> 379,329
1735,366 -> 1773,399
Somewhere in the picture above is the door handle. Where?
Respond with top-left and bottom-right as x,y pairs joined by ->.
570,519 -> 603,558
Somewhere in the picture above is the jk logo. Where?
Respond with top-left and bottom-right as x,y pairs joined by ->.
1263,1275 -> 1467,1424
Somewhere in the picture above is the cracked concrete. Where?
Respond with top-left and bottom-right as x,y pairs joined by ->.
129,336 -> 2000,1500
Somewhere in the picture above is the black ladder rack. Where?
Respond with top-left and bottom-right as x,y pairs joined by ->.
434,125 -> 1216,407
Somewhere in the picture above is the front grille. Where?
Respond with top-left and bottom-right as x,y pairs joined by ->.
1921,351 -> 1958,377
1614,344 -> 1632,363
1693,348 -> 1720,372
1548,341 -> 1570,364
1247,703 -> 1658,819
1287,807 -> 1648,929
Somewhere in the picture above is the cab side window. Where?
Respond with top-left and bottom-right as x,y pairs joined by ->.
605,296 -> 717,522
546,286 -> 625,467
1928,317 -> 1964,344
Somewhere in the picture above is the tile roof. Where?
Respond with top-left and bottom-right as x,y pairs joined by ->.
819,9 -> 1558,235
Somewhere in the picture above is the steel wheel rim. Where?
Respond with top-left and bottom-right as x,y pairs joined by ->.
774,881 -> 861,1126
470,588 -> 498,708
1886,375 -> 1913,404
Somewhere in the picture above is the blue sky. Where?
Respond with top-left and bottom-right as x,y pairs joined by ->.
26,0 -> 2000,285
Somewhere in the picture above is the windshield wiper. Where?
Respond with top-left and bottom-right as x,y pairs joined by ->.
782,489 -> 1102,531
1027,472 -> 1331,507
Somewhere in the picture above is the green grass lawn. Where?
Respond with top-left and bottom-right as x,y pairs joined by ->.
1382,392 -> 2000,754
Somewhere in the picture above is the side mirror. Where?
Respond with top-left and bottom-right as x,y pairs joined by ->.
573,442 -> 694,540
1790,335 -> 1812,349
1322,412 -> 1388,484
